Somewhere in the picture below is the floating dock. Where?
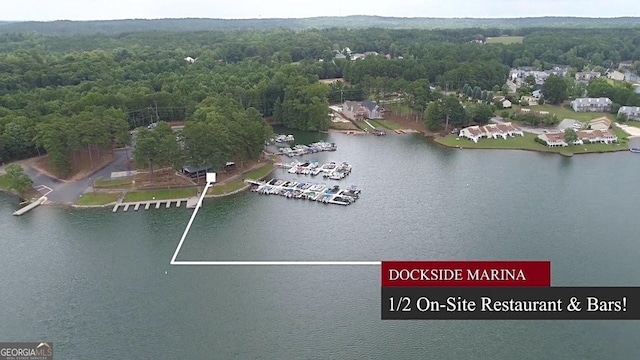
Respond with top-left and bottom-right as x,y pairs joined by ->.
112,197 -> 198,213
286,160 -> 352,180
279,141 -> 337,157
13,196 -> 47,216
246,178 -> 361,206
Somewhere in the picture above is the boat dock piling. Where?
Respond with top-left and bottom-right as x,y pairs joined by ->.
112,197 -> 198,213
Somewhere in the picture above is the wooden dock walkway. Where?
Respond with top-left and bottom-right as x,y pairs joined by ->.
112,197 -> 197,213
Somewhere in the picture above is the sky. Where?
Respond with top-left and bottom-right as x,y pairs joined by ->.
3,0 -> 638,21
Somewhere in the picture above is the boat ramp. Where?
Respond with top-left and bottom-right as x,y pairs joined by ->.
246,178 -> 361,206
13,196 -> 47,216
112,197 -> 199,213
279,141 -> 337,157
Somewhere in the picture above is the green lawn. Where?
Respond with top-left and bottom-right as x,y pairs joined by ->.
509,104 -> 613,123
244,163 -> 275,180
356,120 -> 375,130
94,177 -> 134,188
486,36 -> 524,44
123,188 -> 196,202
624,121 -> 640,129
208,179 -> 246,195
75,192 -> 120,206
369,119 -> 403,130
435,132 -> 626,155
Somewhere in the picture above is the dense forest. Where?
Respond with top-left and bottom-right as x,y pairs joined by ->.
2,17 -> 640,35
1,26 -> 640,173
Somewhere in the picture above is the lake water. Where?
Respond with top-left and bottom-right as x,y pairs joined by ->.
2,130 -> 640,359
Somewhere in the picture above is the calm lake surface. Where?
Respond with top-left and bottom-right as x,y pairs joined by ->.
2,129 -> 640,359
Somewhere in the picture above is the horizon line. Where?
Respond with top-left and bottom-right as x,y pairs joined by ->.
3,15 -> 640,22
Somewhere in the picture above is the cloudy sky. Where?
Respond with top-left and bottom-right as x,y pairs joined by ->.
3,0 -> 638,21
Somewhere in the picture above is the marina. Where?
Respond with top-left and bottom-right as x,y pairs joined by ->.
278,160 -> 352,179
270,134 -> 295,143
279,141 -> 337,157
246,178 -> 361,205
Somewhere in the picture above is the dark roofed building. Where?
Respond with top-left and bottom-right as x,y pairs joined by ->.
182,165 -> 212,178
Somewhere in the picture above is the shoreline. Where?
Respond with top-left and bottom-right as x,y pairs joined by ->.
431,141 -> 630,156
71,161 -> 280,209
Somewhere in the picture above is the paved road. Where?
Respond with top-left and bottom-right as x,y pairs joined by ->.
490,116 -> 546,134
23,148 -> 133,204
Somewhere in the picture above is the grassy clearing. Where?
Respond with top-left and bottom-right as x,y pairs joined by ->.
486,36 -> 524,44
208,179 -> 245,195
245,163 -> 275,179
76,192 -> 120,206
509,104 -> 613,122
356,120 -> 375,130
369,119 -> 404,130
624,121 -> 640,129
435,132 -> 626,155
94,177 -> 134,188
123,188 -> 196,202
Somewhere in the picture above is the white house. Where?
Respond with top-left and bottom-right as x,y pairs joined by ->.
588,117 -> 612,130
537,132 -> 568,147
458,122 -> 523,143
184,56 -> 197,63
618,106 -> 640,121
576,129 -> 618,144
502,99 -> 512,108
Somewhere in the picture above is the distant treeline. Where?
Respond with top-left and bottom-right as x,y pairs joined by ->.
1,16 -> 640,35
1,26 -> 640,170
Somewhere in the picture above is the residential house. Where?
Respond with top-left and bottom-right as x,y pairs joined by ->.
570,97 -> 612,112
575,129 -> 618,144
350,53 -> 365,61
509,68 -> 549,89
574,71 -> 601,82
618,60 -> 634,69
537,132 -> 568,147
458,123 -> 523,143
532,90 -> 542,99
334,53 -> 347,60
618,106 -> 640,121
502,99 -> 512,108
184,56 -> 196,63
549,65 -> 570,77
521,96 -> 538,106
624,72 -> 640,83
588,117 -> 612,130
607,70 -> 625,81
341,100 -> 384,120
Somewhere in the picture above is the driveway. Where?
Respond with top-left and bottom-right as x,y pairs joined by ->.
22,148 -> 133,204
490,117 -> 545,134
